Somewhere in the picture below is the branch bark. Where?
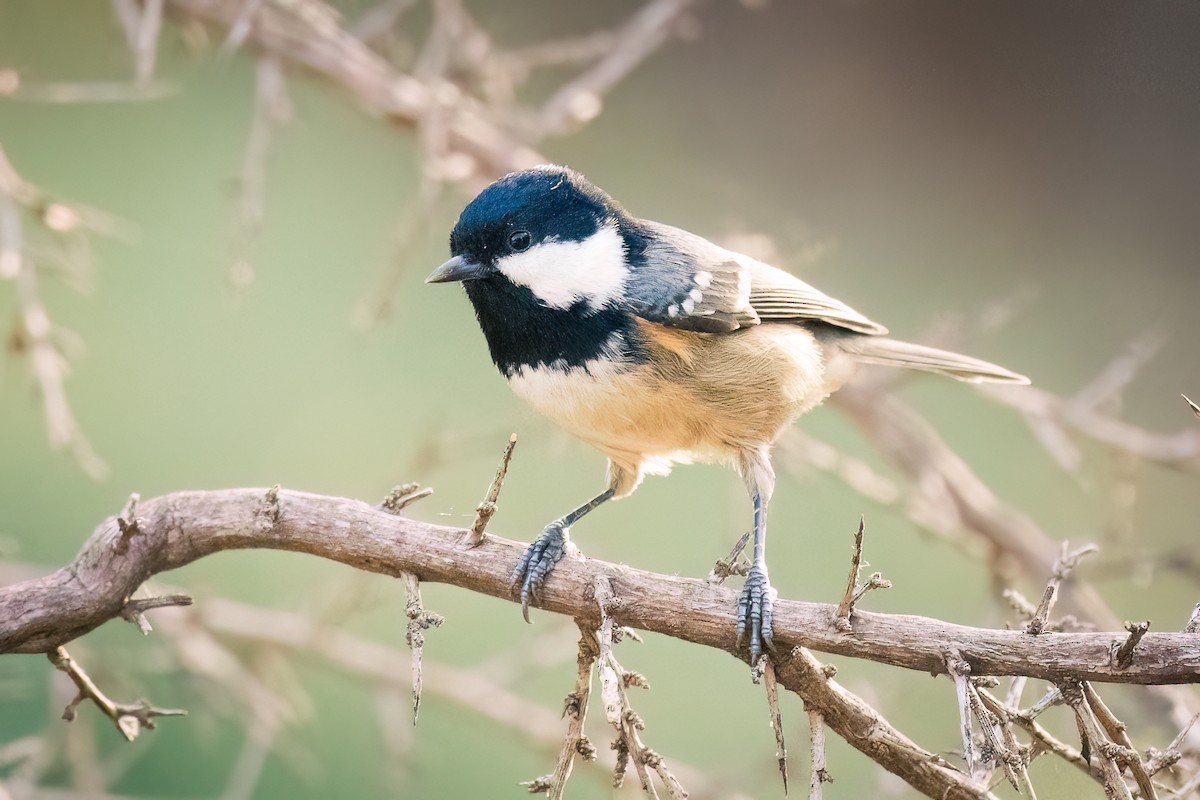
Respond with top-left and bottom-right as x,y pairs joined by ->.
4,488 -> 1200,687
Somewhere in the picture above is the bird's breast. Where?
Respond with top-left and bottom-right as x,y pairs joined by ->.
505,321 -> 840,467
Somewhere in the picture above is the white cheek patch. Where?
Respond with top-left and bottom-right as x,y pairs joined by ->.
495,223 -> 627,310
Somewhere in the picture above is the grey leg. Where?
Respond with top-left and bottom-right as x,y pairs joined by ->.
510,487 -> 615,621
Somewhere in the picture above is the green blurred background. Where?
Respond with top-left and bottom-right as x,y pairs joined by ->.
2,1 -> 1199,797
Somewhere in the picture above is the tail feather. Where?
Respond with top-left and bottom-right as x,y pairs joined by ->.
842,337 -> 1029,385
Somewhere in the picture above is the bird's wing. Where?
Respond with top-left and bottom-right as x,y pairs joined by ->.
623,221 -> 887,336
743,259 -> 888,335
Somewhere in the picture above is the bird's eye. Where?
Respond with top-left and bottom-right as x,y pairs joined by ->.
508,230 -> 532,252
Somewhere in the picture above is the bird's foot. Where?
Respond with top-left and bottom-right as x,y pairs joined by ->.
736,562 -> 777,663
510,521 -> 570,622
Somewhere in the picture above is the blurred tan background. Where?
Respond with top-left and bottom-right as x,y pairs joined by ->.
1,1 -> 1198,797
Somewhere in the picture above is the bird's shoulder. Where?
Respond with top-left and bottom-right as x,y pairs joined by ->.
620,219 -> 887,336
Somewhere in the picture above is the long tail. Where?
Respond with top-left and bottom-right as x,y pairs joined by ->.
840,337 -> 1029,384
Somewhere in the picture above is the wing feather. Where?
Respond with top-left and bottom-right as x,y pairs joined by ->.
622,220 -> 887,336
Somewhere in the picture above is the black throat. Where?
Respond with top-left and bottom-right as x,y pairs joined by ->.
463,276 -> 645,376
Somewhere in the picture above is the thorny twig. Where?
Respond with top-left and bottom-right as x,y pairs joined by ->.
964,678 -> 1021,792
466,433 -> 517,547
979,688 -> 1092,782
834,517 -> 891,632
1059,680 -> 1134,800
594,576 -> 686,799
1083,681 -> 1158,800
402,572 -> 443,724
524,627 -> 599,799
48,647 -> 186,742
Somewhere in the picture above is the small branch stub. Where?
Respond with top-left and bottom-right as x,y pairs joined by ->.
119,594 -> 193,635
254,484 -> 281,532
466,433 -> 517,548
380,482 -> 434,513
707,530 -> 750,584
1112,621 -> 1150,669
835,517 -> 890,633
115,493 -> 144,554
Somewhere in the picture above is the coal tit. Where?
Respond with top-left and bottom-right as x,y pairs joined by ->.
427,165 -> 1028,662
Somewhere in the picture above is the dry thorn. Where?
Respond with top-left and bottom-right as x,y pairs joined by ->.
835,517 -> 891,633
402,572 -> 444,724
379,482 -> 434,513
707,530 -> 750,584
119,594 -> 193,635
944,651 -> 978,779
762,655 -> 788,794
1183,394 -> 1200,419
1113,621 -> 1151,669
466,433 -> 517,547
48,647 -> 185,741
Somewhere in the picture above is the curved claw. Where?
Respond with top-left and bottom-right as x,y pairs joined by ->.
736,564 -> 778,663
510,522 -> 569,622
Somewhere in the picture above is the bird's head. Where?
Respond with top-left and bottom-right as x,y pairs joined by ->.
426,165 -> 631,311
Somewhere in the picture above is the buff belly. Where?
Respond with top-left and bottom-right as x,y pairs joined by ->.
506,322 -> 846,495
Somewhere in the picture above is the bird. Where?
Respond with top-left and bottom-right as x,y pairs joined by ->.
426,164 -> 1028,663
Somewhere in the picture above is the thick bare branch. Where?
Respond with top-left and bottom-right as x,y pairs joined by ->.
4,488 -> 1200,689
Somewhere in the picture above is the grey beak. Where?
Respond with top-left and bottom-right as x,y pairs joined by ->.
425,255 -> 487,284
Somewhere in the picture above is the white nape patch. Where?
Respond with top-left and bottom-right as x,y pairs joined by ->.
693,271 -> 713,288
495,222 -> 627,310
